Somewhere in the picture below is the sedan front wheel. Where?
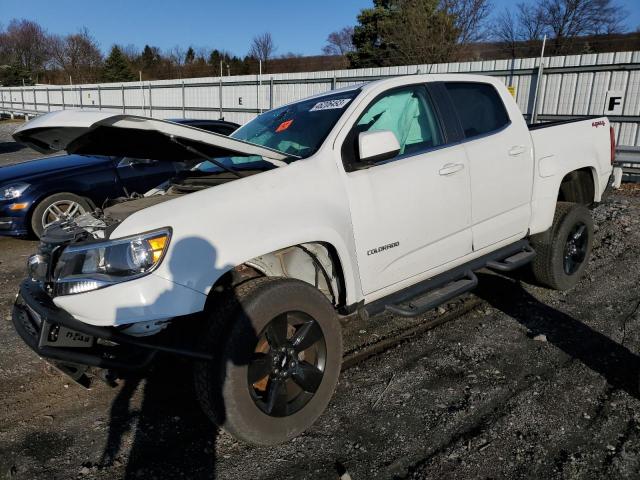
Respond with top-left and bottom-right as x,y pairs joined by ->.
31,192 -> 91,238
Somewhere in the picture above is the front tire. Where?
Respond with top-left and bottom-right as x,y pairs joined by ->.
194,277 -> 343,445
531,202 -> 594,290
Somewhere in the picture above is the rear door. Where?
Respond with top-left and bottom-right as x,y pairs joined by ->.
341,84 -> 473,295
443,82 -> 534,251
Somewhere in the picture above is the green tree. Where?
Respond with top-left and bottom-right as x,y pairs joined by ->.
185,46 -> 195,64
140,44 -> 161,70
348,0 -> 461,67
102,45 -> 135,82
348,0 -> 395,67
0,64 -> 33,86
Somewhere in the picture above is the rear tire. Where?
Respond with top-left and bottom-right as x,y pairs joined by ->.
31,192 -> 91,238
194,277 -> 342,445
530,202 -> 594,290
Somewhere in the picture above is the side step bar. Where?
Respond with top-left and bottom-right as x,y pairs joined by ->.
486,245 -> 536,272
364,240 -> 536,319
385,271 -> 478,318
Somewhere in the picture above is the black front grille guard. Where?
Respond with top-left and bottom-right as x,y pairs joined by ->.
13,280 -> 213,370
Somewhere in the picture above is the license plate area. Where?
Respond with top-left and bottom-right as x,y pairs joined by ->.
38,320 -> 95,349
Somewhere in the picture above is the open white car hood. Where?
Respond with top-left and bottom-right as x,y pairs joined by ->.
12,110 -> 289,162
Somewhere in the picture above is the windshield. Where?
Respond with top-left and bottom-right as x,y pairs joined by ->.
230,89 -> 361,159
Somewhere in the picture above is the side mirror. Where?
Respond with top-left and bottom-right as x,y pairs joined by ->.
358,130 -> 401,163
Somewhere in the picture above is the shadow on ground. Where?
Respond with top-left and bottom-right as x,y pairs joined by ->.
100,357 -> 220,479
475,272 -> 640,400
0,142 -> 25,154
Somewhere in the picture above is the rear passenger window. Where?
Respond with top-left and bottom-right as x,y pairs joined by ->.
444,82 -> 510,138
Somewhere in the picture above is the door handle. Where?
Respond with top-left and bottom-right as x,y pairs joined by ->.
509,145 -> 526,156
439,163 -> 465,176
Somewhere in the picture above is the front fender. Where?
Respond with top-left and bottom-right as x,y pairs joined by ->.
111,157 -> 362,309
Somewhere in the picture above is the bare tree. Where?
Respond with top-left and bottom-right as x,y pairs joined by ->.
167,45 -> 186,66
539,0 -> 627,52
50,28 -> 102,83
3,19 -> 49,72
494,9 -> 520,57
249,32 -> 277,63
119,44 -> 140,63
322,27 -> 355,55
516,2 -> 547,41
441,0 -> 492,44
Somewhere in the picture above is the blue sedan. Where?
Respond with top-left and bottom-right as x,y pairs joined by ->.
0,119 -> 238,237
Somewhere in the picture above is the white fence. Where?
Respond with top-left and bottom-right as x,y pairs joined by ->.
1,50 -> 640,146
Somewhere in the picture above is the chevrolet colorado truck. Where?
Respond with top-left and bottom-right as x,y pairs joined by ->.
11,74 -> 615,445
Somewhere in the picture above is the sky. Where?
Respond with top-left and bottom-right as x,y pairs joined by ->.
2,0 -> 639,57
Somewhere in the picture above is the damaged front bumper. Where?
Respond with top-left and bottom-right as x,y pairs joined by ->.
12,280 -> 212,384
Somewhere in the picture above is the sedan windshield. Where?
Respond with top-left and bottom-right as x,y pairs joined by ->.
230,88 -> 361,159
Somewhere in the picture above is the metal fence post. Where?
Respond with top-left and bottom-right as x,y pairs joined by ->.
121,85 -> 126,113
182,81 -> 186,118
269,77 -> 274,110
32,87 -> 36,111
218,78 -> 222,119
21,89 -> 25,111
332,76 -> 337,90
97,85 -> 102,110
79,86 -> 83,109
148,83 -> 153,117
61,87 -> 65,109
257,62 -> 262,114
46,87 -> 50,112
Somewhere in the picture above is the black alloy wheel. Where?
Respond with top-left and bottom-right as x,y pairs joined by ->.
531,201 -> 594,290
248,311 -> 327,417
194,277 -> 343,445
563,222 -> 589,275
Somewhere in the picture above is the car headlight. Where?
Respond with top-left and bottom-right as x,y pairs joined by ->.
0,182 -> 29,200
53,228 -> 171,295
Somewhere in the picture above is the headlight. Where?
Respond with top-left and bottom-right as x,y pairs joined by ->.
53,228 -> 171,295
0,182 -> 29,200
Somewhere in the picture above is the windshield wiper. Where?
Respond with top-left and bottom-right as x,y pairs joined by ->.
169,136 -> 243,178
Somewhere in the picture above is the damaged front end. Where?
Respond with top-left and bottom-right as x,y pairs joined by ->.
13,210 -> 209,388
10,110 -> 293,386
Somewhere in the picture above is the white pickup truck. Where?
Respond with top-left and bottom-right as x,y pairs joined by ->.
11,74 -> 614,445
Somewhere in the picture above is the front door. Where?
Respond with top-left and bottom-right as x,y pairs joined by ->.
341,85 -> 473,295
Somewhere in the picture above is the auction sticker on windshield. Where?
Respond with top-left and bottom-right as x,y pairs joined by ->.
276,119 -> 294,132
309,98 -> 351,112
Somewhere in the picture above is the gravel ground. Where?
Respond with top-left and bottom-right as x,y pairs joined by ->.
0,120 -> 639,479
0,120 -> 46,167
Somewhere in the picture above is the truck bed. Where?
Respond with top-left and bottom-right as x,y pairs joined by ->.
527,116 -> 600,131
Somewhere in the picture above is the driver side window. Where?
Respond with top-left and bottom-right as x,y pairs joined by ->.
356,86 -> 443,158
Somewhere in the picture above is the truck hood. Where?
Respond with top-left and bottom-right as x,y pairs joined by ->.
12,110 -> 289,163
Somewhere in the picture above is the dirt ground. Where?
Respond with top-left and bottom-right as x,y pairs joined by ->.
0,119 -> 639,479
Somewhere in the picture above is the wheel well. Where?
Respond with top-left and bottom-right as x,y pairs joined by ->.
557,168 -> 596,206
207,242 -> 347,309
